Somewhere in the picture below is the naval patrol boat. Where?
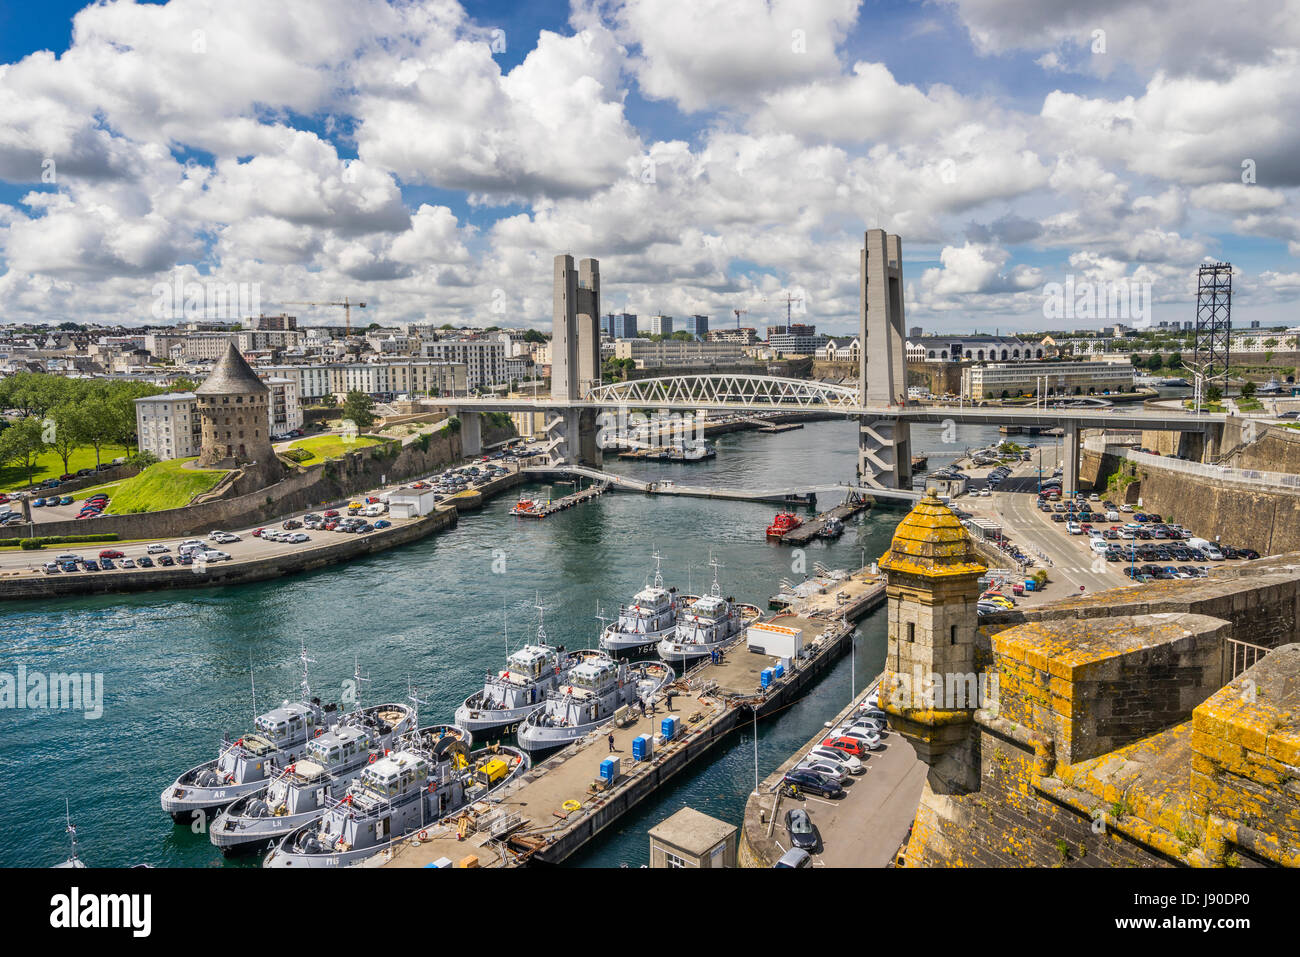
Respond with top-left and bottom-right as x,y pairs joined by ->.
161,647 -> 336,823
656,558 -> 762,665
516,653 -> 674,755
209,689 -> 422,855
598,552 -> 694,658
454,604 -> 582,738
263,726 -> 528,868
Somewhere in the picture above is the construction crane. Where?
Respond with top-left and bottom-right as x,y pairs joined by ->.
732,307 -> 748,330
280,296 -> 367,336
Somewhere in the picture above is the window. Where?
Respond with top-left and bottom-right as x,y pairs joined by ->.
907,622 -> 915,643
664,850 -> 689,868
951,624 -> 958,645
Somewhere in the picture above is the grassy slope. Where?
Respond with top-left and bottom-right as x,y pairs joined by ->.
104,458 -> 227,514
285,434 -> 382,467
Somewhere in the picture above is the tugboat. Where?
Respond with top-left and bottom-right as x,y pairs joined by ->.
516,654 -> 674,755
455,603 -> 582,738
657,558 -> 762,665
263,727 -> 528,868
161,645 -> 335,823
53,800 -> 85,869
766,512 -> 803,538
510,494 -> 547,517
209,678 -> 419,855
599,551 -> 694,658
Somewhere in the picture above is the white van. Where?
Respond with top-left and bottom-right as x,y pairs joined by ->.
1188,538 -> 1224,560
1105,510 -> 1120,522
1089,538 -> 1110,555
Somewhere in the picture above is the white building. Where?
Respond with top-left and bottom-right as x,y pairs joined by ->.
961,361 -> 1136,399
819,337 -> 861,362
265,377 -> 302,436
649,315 -> 674,337
613,339 -> 749,368
421,339 -> 507,388
135,392 -> 201,460
908,336 -> 1045,362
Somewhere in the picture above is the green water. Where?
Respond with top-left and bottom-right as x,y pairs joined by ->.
1,418 -> 1004,867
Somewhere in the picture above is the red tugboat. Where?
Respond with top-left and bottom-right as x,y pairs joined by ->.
766,512 -> 803,539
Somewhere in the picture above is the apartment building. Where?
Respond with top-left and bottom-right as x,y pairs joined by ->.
135,392 -> 201,460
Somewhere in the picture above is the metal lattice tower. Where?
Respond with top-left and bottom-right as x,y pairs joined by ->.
1193,263 -> 1232,380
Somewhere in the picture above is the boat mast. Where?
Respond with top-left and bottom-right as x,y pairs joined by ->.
351,655 -> 371,712
298,638 -> 315,701
64,798 -> 79,865
651,548 -> 664,590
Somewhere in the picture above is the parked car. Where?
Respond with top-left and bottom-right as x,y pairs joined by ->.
782,767 -> 842,799
120,558 -> 136,569
807,746 -> 863,774
773,848 -> 811,868
796,759 -> 848,784
820,735 -> 873,758
146,543 -> 170,554
784,808 -> 820,851
157,555 -> 175,567
98,549 -> 124,560
137,556 -> 154,568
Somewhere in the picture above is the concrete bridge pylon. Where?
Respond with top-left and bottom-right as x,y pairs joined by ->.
857,228 -> 912,490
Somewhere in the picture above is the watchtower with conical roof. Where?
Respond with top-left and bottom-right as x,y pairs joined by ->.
877,488 -> 987,774
195,341 -> 272,468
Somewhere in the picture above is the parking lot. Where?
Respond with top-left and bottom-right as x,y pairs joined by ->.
0,441 -> 541,579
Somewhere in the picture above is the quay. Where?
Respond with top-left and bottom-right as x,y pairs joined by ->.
511,480 -> 609,517
738,678 -> 926,868
378,569 -> 888,868
778,494 -> 869,545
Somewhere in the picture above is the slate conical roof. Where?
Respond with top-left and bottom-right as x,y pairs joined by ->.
878,488 -> 987,579
195,341 -> 269,395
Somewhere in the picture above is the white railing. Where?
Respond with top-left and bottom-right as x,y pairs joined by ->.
1120,448 -> 1300,491
1224,637 -> 1272,680
587,374 -> 861,410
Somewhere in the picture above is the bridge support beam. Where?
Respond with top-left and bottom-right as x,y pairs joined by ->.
460,410 -> 483,458
1063,420 -> 1079,497
858,416 -> 912,490
544,408 -> 602,469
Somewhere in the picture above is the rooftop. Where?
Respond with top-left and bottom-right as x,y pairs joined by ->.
648,806 -> 737,854
878,488 -> 987,579
195,341 -> 269,395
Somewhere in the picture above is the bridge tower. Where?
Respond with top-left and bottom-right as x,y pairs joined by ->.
858,228 -> 913,489
548,253 -> 602,466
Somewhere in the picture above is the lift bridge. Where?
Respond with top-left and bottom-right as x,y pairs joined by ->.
439,233 -> 1227,495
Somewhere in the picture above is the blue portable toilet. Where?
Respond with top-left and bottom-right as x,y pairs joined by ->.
773,662 -> 785,679
600,757 -> 619,781
661,716 -> 679,740
761,667 -> 774,690
632,734 -> 652,761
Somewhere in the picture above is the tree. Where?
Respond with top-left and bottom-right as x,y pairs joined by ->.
1145,354 -> 1163,371
341,390 -> 375,429
1167,353 -> 1182,370
1265,338 -> 1279,350
47,402 -> 88,476
0,416 -> 48,487
521,329 -> 548,343
77,396 -> 117,468
1206,384 -> 1224,403
1241,380 -> 1257,398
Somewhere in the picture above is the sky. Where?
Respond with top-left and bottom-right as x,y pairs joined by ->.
0,0 -> 1298,335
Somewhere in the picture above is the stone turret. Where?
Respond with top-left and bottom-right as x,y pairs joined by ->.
195,341 -> 273,469
878,488 -> 987,784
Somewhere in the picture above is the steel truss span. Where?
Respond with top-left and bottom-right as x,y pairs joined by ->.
587,375 -> 862,410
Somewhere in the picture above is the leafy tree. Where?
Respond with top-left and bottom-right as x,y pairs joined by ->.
47,402 -> 88,476
0,416 -> 48,486
1240,380 -> 1257,398
1145,354 -> 1163,371
1206,384 -> 1224,403
1167,353 -> 1182,369
521,329 -> 548,343
77,396 -> 118,468
341,390 -> 375,429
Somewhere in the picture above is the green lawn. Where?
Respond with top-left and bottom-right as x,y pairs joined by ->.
102,458 -> 228,514
0,444 -> 131,493
285,434 -> 383,467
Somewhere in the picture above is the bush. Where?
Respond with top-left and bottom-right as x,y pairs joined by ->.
8,533 -> 120,550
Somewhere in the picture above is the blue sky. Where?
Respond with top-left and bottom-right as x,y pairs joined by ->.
0,0 -> 1296,332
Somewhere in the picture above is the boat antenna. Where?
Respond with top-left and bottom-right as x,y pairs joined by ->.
534,593 -> 552,645
407,677 -> 429,736
595,600 -> 612,637
249,655 -> 257,724
298,638 -> 316,701
504,599 -> 509,659
709,553 -> 723,598
64,797 -> 79,865
351,655 -> 371,712
651,547 -> 664,589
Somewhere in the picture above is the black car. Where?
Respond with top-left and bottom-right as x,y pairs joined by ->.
1238,548 -> 1260,560
1052,513 -> 1066,523
783,768 -> 843,799
784,808 -> 821,851
157,555 -> 175,567
83,559 -> 100,571
178,553 -> 193,565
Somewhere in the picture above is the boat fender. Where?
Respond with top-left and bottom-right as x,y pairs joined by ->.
368,754 -> 376,764
562,800 -> 581,812
314,728 -> 323,737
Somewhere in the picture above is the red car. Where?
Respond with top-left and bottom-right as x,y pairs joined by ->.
251,528 -> 265,537
323,509 -> 339,518
323,521 -> 338,531
821,735 -> 871,758
98,549 -> 124,559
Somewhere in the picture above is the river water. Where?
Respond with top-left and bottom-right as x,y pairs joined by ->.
0,418 -> 1008,868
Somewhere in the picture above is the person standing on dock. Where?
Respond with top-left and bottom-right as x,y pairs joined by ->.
608,732 -> 616,753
